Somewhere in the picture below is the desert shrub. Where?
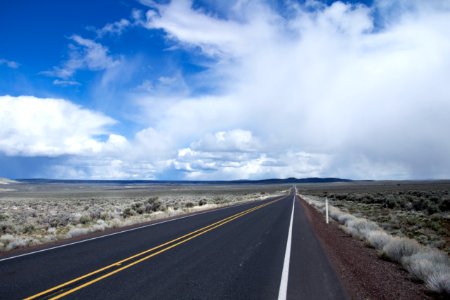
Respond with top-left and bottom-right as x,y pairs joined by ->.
326,205 -> 355,224
382,238 -> 422,263
335,213 -> 356,224
427,220 -> 443,232
366,230 -> 394,250
404,216 -> 421,226
89,210 -> 102,220
185,202 -> 194,208
46,215 -> 69,228
335,194 -> 347,200
426,268 -> 450,294
0,234 -> 14,244
343,218 -> 380,240
213,196 -> 226,204
147,197 -> 159,203
133,204 -> 144,214
6,237 -> 28,251
362,194 -> 375,204
66,227 -> 90,238
409,191 -> 422,197
22,225 -> 35,234
100,212 -> 110,220
198,199 -> 208,206
0,234 -> 33,251
79,215 -> 91,224
69,212 -> 82,224
144,199 -> 162,212
403,201 -> 413,210
0,214 -> 9,221
429,196 -> 440,203
0,222 -> 15,234
402,250 -> 450,281
438,197 -> 450,212
426,201 -> 440,215
121,208 -> 134,218
91,220 -> 108,232
412,198 -> 425,211
401,249 -> 450,294
131,202 -> 142,211
384,195 -> 398,209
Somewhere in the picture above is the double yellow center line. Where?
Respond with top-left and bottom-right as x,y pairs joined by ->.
25,199 -> 279,300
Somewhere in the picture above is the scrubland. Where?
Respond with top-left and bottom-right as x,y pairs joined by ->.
301,184 -> 450,254
0,182 -> 286,252
299,181 -> 450,295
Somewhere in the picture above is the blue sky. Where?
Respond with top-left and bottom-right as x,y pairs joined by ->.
1,0 -> 450,180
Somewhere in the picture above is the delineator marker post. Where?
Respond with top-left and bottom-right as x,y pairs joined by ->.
325,197 -> 329,224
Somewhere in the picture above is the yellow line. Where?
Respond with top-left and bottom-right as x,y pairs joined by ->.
50,205 -> 268,299
25,204 -> 263,300
25,199 -> 279,300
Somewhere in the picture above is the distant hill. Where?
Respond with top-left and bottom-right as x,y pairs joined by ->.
17,177 -> 351,185
229,177 -> 352,184
0,178 -> 18,185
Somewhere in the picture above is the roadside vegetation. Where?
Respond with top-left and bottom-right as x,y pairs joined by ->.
306,190 -> 450,254
301,193 -> 450,296
0,183 -> 286,252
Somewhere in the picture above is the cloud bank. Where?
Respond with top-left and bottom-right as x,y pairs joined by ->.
2,0 -> 450,180
134,0 -> 450,179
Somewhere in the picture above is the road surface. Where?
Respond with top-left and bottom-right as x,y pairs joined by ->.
0,189 -> 346,299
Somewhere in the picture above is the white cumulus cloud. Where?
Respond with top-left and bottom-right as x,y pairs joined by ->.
132,0 -> 450,179
0,95 -> 118,156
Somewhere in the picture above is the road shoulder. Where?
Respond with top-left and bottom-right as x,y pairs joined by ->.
300,198 -> 430,300
288,197 -> 347,299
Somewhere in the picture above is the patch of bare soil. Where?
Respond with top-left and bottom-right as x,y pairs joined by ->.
300,198 -> 431,300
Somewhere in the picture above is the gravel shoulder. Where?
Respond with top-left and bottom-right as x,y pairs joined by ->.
300,197 -> 431,300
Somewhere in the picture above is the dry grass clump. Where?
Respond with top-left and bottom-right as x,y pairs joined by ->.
425,267 -> 450,294
382,238 -> 422,263
401,249 -> 450,294
301,194 -> 450,295
365,230 -> 393,250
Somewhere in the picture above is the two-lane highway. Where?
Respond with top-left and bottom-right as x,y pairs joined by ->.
0,190 -> 347,299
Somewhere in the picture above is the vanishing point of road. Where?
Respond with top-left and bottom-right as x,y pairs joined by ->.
0,189 -> 346,299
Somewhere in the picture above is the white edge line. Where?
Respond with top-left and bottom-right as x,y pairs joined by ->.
278,194 -> 295,300
0,198 -> 275,263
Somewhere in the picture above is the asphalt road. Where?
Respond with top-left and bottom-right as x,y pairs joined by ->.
0,189 -> 347,299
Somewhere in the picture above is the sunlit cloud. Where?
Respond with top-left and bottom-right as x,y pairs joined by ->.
2,0 -> 450,180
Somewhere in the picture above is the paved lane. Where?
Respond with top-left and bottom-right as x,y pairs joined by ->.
0,190 -> 346,299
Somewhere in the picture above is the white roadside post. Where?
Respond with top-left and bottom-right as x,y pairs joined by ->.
325,197 -> 329,224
